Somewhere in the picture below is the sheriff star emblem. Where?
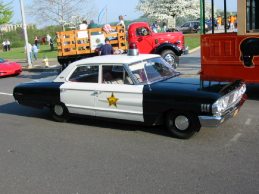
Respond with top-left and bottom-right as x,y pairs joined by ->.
107,92 -> 119,107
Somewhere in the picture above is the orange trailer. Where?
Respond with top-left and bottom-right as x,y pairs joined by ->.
200,0 -> 259,83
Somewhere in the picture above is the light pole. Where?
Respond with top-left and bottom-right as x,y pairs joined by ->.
19,0 -> 32,67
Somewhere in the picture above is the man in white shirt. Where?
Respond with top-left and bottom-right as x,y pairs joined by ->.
79,20 -> 88,30
46,34 -> 51,45
117,15 -> 125,29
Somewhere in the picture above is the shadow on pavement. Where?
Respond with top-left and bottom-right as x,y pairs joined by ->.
179,56 -> 201,67
0,102 -> 172,138
0,102 -> 49,119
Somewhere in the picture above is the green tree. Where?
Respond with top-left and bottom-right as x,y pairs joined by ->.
0,1 -> 12,24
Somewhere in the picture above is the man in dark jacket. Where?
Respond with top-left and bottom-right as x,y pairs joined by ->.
99,38 -> 114,55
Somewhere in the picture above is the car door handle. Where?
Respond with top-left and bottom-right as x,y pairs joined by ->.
92,91 -> 98,95
92,91 -> 102,95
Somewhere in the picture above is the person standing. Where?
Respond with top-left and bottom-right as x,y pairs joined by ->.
32,43 -> 39,61
217,16 -> 222,30
6,39 -> 11,51
2,40 -> 7,52
117,15 -> 125,29
34,36 -> 39,47
49,38 -> 54,51
151,21 -> 160,33
162,21 -> 167,32
88,20 -> 98,29
46,34 -> 51,45
79,20 -> 88,30
230,15 -> 235,30
98,38 -> 114,56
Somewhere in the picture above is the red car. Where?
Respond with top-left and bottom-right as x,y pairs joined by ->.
0,58 -> 22,77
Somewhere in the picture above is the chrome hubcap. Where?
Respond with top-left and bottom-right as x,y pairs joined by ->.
54,105 -> 64,116
174,115 -> 189,131
164,54 -> 175,65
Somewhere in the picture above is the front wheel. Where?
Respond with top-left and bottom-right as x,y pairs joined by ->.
51,103 -> 69,122
166,111 -> 201,139
161,50 -> 179,69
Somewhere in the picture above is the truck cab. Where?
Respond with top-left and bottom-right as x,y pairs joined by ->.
127,22 -> 185,68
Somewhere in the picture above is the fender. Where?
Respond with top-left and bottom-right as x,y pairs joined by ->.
153,43 -> 183,56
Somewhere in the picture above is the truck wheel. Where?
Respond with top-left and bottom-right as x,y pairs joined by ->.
161,50 -> 179,69
166,111 -> 201,139
51,103 -> 69,122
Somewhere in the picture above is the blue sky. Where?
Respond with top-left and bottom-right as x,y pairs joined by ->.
6,0 -> 142,24
6,0 -> 237,25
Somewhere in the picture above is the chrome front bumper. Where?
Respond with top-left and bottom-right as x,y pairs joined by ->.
198,107 -> 239,127
198,96 -> 246,128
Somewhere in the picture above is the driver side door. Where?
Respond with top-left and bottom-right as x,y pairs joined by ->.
135,27 -> 154,53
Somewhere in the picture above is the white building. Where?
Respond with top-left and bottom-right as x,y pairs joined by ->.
0,23 -> 35,32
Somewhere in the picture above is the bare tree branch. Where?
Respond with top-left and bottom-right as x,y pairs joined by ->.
28,0 -> 96,29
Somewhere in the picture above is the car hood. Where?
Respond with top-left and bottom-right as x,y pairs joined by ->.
32,75 -> 58,83
148,75 -> 243,102
0,61 -> 21,69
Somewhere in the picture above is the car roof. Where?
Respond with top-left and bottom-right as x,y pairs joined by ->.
54,54 -> 161,82
71,54 -> 160,65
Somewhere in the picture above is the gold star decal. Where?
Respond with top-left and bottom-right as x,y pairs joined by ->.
107,92 -> 119,107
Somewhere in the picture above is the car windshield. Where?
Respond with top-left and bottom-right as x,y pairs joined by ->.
128,57 -> 178,84
0,58 -> 5,63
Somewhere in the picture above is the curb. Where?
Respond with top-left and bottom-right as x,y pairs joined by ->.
188,46 -> 200,54
22,65 -> 61,72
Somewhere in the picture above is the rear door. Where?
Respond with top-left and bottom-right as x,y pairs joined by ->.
60,64 -> 99,116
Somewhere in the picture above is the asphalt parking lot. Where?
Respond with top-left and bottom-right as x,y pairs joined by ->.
0,51 -> 259,194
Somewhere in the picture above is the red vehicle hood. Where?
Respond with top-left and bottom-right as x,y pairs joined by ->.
152,32 -> 184,48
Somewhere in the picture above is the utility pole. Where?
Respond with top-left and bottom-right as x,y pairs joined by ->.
19,0 -> 32,67
106,6 -> 108,24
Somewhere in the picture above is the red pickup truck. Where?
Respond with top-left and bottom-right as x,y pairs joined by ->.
57,22 -> 184,69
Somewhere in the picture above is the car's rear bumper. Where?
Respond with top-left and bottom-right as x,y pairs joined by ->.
198,95 -> 246,127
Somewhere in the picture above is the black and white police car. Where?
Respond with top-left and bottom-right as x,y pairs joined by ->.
13,50 -> 246,139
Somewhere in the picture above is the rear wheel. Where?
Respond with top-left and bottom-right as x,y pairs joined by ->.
166,111 -> 201,139
51,103 -> 69,122
161,50 -> 179,69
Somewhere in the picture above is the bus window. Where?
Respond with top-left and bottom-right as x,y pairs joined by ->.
246,0 -> 259,33
202,0 -> 237,34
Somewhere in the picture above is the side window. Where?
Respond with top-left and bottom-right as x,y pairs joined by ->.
247,0 -> 259,32
69,65 -> 99,83
136,27 -> 150,36
102,65 -> 133,85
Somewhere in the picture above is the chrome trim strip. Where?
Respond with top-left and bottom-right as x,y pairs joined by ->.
66,104 -> 143,115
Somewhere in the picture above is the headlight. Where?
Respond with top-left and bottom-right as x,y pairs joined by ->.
212,96 -> 229,116
212,84 -> 246,116
239,84 -> 246,95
